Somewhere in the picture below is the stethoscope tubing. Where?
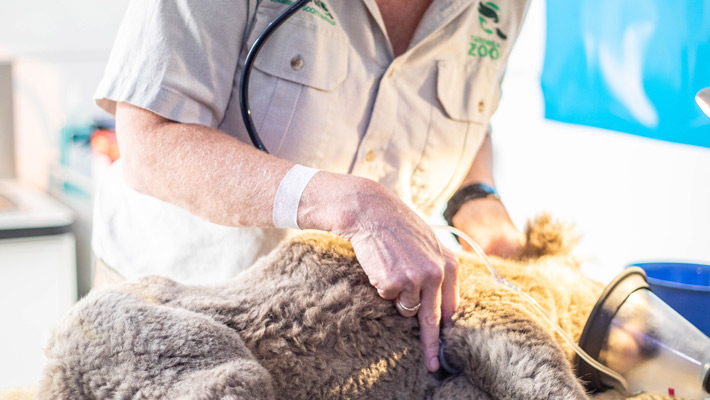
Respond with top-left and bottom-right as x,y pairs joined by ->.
239,0 -> 313,154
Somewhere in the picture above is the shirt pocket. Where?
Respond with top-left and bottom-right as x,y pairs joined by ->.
411,59 -> 501,213
244,13 -> 349,162
436,60 -> 500,123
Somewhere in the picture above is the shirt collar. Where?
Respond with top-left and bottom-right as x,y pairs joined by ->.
412,0 -> 475,47
361,0 -> 476,59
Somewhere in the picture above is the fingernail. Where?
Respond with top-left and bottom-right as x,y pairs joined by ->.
428,357 -> 439,372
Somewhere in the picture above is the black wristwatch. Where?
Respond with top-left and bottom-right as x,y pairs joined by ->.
443,182 -> 500,227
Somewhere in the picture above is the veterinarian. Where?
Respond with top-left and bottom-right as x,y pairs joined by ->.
92,0 -> 530,373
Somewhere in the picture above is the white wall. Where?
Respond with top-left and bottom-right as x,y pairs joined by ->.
0,0 -> 130,189
491,0 -> 710,283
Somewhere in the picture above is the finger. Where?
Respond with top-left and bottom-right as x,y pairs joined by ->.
440,255 -> 460,327
376,286 -> 399,300
418,275 -> 443,373
372,277 -> 404,300
395,290 -> 421,318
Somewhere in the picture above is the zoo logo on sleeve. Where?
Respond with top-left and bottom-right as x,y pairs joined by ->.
270,0 -> 336,26
469,1 -> 507,60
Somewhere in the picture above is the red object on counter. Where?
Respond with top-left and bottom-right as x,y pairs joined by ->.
91,129 -> 120,163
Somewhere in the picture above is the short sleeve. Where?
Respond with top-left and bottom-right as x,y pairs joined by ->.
94,0 -> 252,128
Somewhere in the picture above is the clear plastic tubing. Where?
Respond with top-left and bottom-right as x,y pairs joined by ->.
432,225 -> 633,394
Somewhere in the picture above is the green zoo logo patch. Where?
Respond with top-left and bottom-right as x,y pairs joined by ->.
469,1 -> 506,60
478,1 -> 507,40
469,36 -> 501,60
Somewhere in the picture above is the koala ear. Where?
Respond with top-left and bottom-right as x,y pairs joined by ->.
518,213 -> 579,259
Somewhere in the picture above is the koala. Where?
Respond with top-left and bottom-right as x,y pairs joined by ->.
38,215 -> 674,400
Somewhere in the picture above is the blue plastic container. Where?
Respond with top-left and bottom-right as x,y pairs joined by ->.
628,262 -> 710,336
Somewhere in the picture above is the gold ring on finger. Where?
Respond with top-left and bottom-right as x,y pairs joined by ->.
397,298 -> 421,313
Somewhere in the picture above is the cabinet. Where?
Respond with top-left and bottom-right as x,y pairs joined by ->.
0,180 -> 76,389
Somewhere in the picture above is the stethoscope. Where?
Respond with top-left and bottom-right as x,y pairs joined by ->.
239,0 -> 312,154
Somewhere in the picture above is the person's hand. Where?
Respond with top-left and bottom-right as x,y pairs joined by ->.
329,178 -> 460,372
451,197 -> 524,258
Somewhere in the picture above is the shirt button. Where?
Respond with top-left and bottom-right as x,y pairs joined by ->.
478,101 -> 485,113
291,56 -> 304,71
365,150 -> 376,162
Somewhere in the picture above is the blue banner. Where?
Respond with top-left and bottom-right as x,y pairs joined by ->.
541,0 -> 710,148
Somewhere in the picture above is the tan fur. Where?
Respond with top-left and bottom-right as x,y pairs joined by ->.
38,215 -> 680,399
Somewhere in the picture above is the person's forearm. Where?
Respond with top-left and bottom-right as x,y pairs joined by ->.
459,132 -> 494,188
116,102 -> 360,230
450,131 -> 523,257
451,131 -> 501,231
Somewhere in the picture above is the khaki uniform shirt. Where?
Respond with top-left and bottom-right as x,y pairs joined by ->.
94,0 -> 530,284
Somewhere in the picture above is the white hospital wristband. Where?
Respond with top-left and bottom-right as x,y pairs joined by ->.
272,164 -> 320,229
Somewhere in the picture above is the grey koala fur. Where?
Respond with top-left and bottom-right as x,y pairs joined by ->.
38,215 -> 679,399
